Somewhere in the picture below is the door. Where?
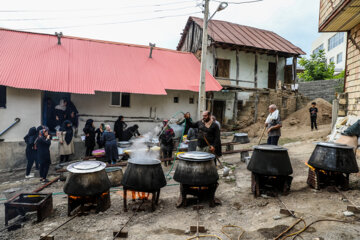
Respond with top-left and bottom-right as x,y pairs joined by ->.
43,91 -> 71,132
268,62 -> 277,89
213,100 -> 225,125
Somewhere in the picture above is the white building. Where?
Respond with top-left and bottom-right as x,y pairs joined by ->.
311,32 -> 347,72
177,17 -> 305,124
0,29 -> 221,170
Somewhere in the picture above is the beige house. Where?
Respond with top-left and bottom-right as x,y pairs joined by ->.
318,0 -> 360,115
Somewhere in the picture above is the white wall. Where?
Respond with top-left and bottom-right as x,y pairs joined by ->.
71,90 -> 198,134
311,32 -> 346,71
0,87 -> 42,142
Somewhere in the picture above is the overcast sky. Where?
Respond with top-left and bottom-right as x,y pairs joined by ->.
0,0 -> 320,56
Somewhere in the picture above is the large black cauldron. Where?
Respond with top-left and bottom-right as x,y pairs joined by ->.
64,161 -> 111,196
247,145 -> 293,176
308,142 -> 359,173
174,152 -> 219,186
121,159 -> 166,192
232,133 -> 250,144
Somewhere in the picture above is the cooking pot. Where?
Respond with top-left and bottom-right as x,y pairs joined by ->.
173,151 -> 219,186
105,167 -> 123,187
247,145 -> 293,176
63,161 -> 111,196
232,133 -> 250,144
121,159 -> 166,192
308,142 -> 359,173
118,141 -> 132,148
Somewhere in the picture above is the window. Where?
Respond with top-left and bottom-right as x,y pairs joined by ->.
329,57 -> 335,64
110,92 -> 130,107
328,32 -> 344,51
215,59 -> 230,78
0,86 -> 6,108
337,52 -> 343,64
189,97 -> 194,104
312,44 -> 324,55
173,97 -> 179,103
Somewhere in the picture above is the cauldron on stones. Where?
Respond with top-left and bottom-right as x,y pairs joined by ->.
247,145 -> 293,176
232,133 -> 250,144
308,142 -> 358,173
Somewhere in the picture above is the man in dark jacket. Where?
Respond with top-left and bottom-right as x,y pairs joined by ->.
185,111 -> 221,157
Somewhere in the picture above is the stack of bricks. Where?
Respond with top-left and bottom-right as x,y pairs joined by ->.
338,93 -> 348,117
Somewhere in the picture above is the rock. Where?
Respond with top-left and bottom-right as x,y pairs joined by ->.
273,215 -> 281,220
261,194 -> 269,199
343,211 -> 354,217
185,230 -> 190,234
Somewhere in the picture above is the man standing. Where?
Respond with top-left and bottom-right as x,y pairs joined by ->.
309,102 -> 318,131
185,111 -> 221,157
265,104 -> 282,145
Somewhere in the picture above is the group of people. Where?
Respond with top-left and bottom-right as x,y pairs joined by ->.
159,111 -> 222,162
83,116 -> 140,164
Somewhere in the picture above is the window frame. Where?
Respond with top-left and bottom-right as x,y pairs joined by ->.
328,32 -> 344,51
329,57 -> 335,64
215,58 -> 231,78
110,92 -> 131,108
312,44 -> 324,55
336,52 -> 343,64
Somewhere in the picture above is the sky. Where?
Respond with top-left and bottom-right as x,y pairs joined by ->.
0,0 -> 320,56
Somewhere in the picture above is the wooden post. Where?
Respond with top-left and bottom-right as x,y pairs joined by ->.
275,54 -> 279,92
236,49 -> 240,86
212,45 -> 216,76
292,56 -> 298,85
254,53 -> 258,88
254,93 -> 258,123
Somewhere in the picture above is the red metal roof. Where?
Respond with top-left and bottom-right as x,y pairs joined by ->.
177,17 -> 306,56
0,29 -> 222,95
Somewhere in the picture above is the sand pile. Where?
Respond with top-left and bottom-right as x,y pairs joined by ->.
283,98 -> 332,127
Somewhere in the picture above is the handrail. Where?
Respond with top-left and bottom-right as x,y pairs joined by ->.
0,118 -> 21,138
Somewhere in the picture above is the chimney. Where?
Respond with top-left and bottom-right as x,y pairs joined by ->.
55,32 -> 63,45
149,43 -> 156,58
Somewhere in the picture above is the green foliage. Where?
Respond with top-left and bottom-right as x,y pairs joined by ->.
297,50 -> 335,81
333,70 -> 345,79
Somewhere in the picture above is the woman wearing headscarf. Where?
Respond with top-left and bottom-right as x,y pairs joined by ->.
95,123 -> 106,148
101,125 -> 119,164
55,99 -> 67,128
24,127 -> 38,178
122,124 -> 141,141
36,129 -> 51,182
63,98 -> 79,135
57,120 -> 74,163
114,116 -> 127,141
83,119 -> 96,156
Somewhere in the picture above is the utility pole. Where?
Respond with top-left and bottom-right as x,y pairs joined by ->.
198,0 -> 210,120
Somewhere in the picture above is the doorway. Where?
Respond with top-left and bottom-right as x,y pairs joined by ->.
213,100 -> 225,125
42,92 -> 70,132
268,62 -> 277,89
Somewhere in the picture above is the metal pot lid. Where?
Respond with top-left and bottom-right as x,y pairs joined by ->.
105,167 -> 123,172
128,159 -> 161,165
253,145 -> 288,151
119,141 -> 132,145
316,142 -> 354,149
67,161 -> 106,173
234,133 -> 248,137
178,151 -> 215,161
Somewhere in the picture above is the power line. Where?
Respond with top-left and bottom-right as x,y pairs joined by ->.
212,0 -> 263,4
14,11 -> 201,30
0,5 -> 199,21
0,0 -> 199,13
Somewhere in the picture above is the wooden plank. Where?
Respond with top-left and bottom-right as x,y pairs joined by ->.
254,52 -> 258,88
275,54 -> 279,92
292,56 -> 297,84
236,49 -> 240,85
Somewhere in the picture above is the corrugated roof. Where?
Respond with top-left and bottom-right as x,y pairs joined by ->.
177,17 -> 305,55
0,28 -> 222,95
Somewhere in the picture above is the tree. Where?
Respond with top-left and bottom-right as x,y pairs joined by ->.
297,50 -> 335,81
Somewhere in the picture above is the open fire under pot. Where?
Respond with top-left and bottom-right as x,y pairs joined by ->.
174,152 -> 220,207
247,145 -> 293,197
306,142 -> 359,190
121,159 -> 166,212
63,161 -> 111,216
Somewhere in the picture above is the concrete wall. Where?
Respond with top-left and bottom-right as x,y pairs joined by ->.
0,87 -> 42,142
71,90 -> 199,134
298,79 -> 343,103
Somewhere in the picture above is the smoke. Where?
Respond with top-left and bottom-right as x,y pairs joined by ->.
128,125 -> 162,162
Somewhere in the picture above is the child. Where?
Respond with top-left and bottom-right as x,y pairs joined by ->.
36,129 -> 51,182
24,127 -> 37,178
309,102 -> 318,131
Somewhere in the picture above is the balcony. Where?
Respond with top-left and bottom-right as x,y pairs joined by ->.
319,0 -> 360,32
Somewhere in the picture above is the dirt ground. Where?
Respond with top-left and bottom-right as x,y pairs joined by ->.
1,123 -> 360,240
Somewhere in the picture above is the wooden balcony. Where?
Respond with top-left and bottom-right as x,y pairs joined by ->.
319,0 -> 360,32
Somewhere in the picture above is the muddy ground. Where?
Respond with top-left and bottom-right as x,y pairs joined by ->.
1,123 -> 360,240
